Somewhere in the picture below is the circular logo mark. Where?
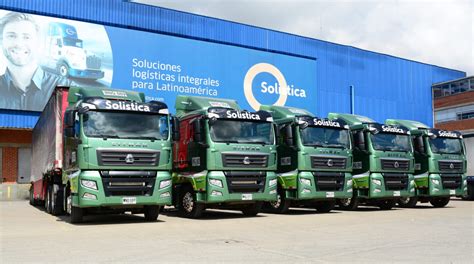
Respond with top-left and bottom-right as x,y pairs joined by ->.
243,63 -> 288,111
394,161 -> 399,168
243,156 -> 251,165
327,159 -> 333,167
449,163 -> 454,169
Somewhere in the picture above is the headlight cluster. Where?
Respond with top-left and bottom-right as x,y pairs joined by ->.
269,179 -> 277,187
81,180 -> 97,190
159,180 -> 171,189
431,179 -> 440,185
372,179 -> 382,186
300,178 -> 311,186
209,179 -> 223,188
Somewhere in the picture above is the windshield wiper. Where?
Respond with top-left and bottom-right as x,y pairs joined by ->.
90,134 -> 120,140
324,144 -> 346,149
304,143 -> 325,147
122,136 -> 160,141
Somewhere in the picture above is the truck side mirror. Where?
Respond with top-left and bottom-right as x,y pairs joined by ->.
284,124 -> 294,147
172,117 -> 180,141
273,124 -> 280,142
355,131 -> 366,151
64,110 -> 76,128
193,118 -> 204,143
414,136 -> 425,154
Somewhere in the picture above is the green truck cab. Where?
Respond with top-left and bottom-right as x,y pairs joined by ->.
328,113 -> 415,210
260,105 -> 353,213
172,96 -> 278,218
385,119 -> 468,207
30,86 -> 173,223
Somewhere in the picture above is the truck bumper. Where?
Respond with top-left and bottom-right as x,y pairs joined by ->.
199,171 -> 278,204
69,68 -> 104,79
293,171 -> 353,200
354,172 -> 415,199
73,171 -> 172,208
414,173 -> 467,197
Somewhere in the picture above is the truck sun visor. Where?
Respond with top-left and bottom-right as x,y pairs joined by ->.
207,107 -> 273,122
81,98 -> 168,113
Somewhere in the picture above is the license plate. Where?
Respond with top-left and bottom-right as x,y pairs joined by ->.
393,191 -> 401,197
326,192 -> 335,198
449,190 -> 455,195
122,197 -> 137,204
242,194 -> 253,200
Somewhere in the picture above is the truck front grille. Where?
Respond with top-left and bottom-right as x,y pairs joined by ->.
381,159 -> 410,171
311,156 -> 346,169
86,55 -> 101,69
223,171 -> 266,193
438,161 -> 463,172
222,153 -> 268,168
312,172 -> 345,191
100,171 -> 156,197
440,174 -> 462,189
382,173 -> 409,191
97,149 -> 160,166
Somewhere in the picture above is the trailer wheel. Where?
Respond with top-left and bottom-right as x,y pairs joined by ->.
45,185 -> 52,214
430,197 -> 450,208
66,192 -> 83,223
315,201 -> 336,213
178,186 -> 204,218
378,199 -> 396,210
241,202 -> 263,216
144,206 -> 160,221
58,62 -> 69,77
51,184 -> 64,216
337,197 -> 359,210
398,197 -> 418,208
267,189 -> 290,214
29,185 -> 36,206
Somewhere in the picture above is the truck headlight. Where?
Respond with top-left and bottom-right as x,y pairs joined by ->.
374,189 -> 382,193
159,180 -> 171,189
463,180 -> 467,186
300,178 -> 311,186
269,179 -> 277,187
431,179 -> 440,185
372,179 -> 382,186
81,180 -> 97,190
209,179 -> 223,188
211,190 -> 223,196
160,192 -> 171,198
410,180 -> 415,186
302,188 -> 311,194
346,179 -> 353,186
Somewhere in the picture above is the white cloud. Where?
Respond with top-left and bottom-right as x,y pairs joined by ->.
135,0 -> 473,75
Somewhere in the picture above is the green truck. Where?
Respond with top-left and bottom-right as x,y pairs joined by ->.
30,86 -> 173,223
328,113 -> 415,210
172,96 -> 278,218
260,105 -> 353,213
385,119 -> 468,207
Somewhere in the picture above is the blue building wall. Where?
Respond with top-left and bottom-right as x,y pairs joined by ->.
0,0 -> 466,129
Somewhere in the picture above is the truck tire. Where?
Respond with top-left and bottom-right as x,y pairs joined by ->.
315,201 -> 336,213
144,206 -> 160,221
267,190 -> 291,214
51,184 -> 64,216
58,62 -> 69,77
178,186 -> 204,218
378,199 -> 396,210
337,197 -> 359,210
241,202 -> 263,216
430,197 -> 450,208
45,185 -> 52,214
66,192 -> 83,223
398,197 -> 418,208
29,185 -> 36,206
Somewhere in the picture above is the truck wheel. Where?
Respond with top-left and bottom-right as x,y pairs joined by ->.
58,63 -> 69,77
267,190 -> 291,214
315,201 -> 336,213
45,185 -> 52,214
242,202 -> 263,216
430,197 -> 450,208
144,206 -> 160,221
468,184 -> 474,200
338,197 -> 359,210
178,186 -> 204,218
378,199 -> 396,210
51,184 -> 64,216
66,192 -> 83,223
398,197 -> 418,208
29,185 -> 36,206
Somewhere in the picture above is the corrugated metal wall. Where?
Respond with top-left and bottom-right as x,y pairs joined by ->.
0,0 -> 466,127
0,110 -> 40,129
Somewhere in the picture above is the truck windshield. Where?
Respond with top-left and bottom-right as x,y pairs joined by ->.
429,138 -> 462,154
63,37 -> 83,48
370,133 -> 411,152
300,127 -> 350,149
209,120 -> 274,144
83,111 -> 169,140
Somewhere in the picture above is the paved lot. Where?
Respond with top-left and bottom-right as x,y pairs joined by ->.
1,199 -> 473,263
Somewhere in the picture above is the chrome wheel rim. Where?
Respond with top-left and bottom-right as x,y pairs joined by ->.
269,193 -> 282,209
67,195 -> 72,215
183,192 -> 194,213
399,197 -> 410,204
340,198 -> 351,207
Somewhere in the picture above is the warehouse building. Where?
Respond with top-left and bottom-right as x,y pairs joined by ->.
0,0 -> 467,188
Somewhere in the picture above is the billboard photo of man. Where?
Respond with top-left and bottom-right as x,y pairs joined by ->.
0,12 -> 70,112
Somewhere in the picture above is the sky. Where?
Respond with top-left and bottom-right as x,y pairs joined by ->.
134,0 -> 474,76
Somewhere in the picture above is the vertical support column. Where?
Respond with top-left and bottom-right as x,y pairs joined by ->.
350,85 -> 355,114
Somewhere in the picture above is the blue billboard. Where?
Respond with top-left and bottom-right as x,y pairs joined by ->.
0,10 -> 317,113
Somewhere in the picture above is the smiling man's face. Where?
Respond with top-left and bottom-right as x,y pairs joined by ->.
2,20 -> 38,67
